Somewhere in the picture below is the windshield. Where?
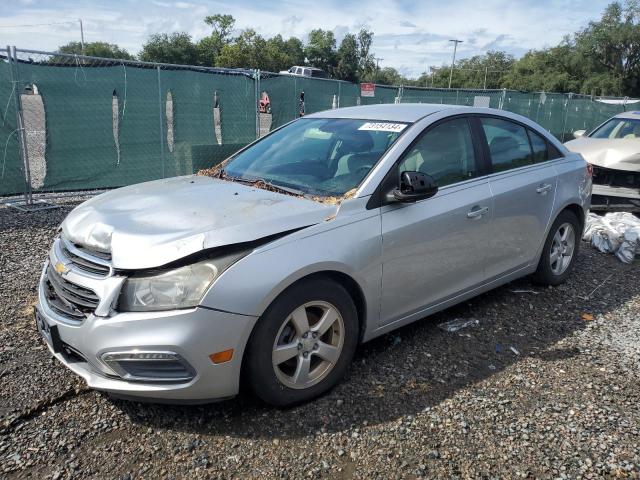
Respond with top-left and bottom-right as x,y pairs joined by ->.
221,118 -> 408,197
590,118 -> 640,139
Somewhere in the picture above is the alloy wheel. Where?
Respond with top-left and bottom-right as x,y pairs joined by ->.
272,301 -> 345,390
549,222 -> 575,275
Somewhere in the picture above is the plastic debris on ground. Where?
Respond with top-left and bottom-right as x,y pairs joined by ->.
583,212 -> 640,263
437,318 -> 479,332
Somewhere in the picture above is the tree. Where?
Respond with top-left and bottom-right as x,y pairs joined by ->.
305,29 -> 337,74
197,14 -> 236,66
335,34 -> 359,81
357,28 -> 375,78
139,32 -> 198,65
282,37 -> 305,67
216,29 -> 267,69
428,50 -> 516,89
574,0 -> 640,95
58,41 -> 133,60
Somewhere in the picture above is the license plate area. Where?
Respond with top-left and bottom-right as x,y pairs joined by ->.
34,307 -> 63,354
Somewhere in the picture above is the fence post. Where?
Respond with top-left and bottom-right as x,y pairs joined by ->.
560,93 -> 572,142
7,46 -> 33,205
337,81 -> 341,108
156,65 -> 165,178
255,69 -> 260,139
499,88 -> 507,110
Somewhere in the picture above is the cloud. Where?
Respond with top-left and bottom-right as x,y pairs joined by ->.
1,0 -> 612,77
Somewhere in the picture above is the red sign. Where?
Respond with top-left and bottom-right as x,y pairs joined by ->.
360,83 -> 375,97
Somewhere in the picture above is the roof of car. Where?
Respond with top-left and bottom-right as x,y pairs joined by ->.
614,111 -> 640,120
306,103 -> 459,122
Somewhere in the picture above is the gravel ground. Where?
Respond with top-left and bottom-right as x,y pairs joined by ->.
1,199 -> 639,479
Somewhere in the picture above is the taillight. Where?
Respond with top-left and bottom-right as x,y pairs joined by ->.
586,163 -> 593,177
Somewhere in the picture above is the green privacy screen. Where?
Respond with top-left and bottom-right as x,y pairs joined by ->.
0,60 -> 23,196
3,52 -> 257,195
1,49 -> 636,197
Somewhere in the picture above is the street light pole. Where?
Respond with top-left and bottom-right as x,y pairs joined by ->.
448,39 -> 462,89
375,57 -> 383,83
79,19 -> 85,56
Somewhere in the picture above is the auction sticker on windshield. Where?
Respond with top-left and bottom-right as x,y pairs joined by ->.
358,122 -> 408,133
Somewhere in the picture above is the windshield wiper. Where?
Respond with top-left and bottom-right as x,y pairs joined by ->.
220,172 -> 306,197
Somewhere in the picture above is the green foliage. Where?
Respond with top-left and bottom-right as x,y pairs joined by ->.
357,29 -> 375,78
140,32 -> 198,65
361,67 -> 403,85
196,14 -> 236,66
58,2 -> 640,97
305,29 -> 337,74
58,41 -> 134,60
335,34 -> 359,82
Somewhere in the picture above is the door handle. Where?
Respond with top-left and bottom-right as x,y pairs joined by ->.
536,183 -> 553,194
467,206 -> 489,219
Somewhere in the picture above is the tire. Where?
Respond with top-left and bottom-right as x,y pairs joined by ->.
533,210 -> 581,286
244,277 -> 358,406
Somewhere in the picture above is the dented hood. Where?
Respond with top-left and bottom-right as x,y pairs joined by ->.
62,175 -> 338,269
564,137 -> 640,172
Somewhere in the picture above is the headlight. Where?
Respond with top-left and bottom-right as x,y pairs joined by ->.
118,251 -> 247,312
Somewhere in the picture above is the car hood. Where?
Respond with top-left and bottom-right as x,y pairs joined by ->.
564,137 -> 640,172
61,175 -> 338,269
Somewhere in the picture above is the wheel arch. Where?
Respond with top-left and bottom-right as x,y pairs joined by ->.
260,270 -> 367,343
560,202 -> 586,233
238,269 -> 368,392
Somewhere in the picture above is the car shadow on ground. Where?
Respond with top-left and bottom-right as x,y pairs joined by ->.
112,246 -> 639,440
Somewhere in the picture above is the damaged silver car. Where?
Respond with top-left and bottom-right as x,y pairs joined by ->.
565,111 -> 640,211
36,104 -> 591,406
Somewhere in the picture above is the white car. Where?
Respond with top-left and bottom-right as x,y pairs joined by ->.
278,66 -> 328,79
565,111 -> 640,211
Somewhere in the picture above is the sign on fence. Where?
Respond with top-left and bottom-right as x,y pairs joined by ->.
360,83 -> 375,98
473,96 -> 491,108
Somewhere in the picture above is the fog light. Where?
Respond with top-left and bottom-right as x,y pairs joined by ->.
101,351 -> 195,382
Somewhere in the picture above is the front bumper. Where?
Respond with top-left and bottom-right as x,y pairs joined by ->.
36,268 -> 258,402
591,184 -> 640,212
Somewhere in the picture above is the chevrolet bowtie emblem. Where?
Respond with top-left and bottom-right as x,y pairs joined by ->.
54,261 -> 69,275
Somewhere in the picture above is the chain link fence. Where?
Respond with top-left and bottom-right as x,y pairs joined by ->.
1,46 -> 636,202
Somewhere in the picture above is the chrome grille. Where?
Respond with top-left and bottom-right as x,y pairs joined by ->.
45,265 -> 99,319
59,237 -> 111,277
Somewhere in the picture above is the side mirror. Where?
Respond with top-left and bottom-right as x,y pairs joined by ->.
392,171 -> 438,203
573,130 -> 586,139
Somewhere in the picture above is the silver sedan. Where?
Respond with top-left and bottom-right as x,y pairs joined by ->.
36,104 -> 591,406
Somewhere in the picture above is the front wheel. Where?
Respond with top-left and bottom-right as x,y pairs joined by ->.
244,278 -> 358,406
533,210 -> 581,286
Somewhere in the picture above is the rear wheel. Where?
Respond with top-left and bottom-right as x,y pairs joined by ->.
244,278 -> 358,406
533,210 -> 581,285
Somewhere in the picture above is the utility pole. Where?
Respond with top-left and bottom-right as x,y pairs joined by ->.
79,19 -> 85,55
448,39 -> 462,89
483,65 -> 488,90
375,57 -> 383,83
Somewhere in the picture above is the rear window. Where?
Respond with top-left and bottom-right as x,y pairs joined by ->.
480,117 -> 535,172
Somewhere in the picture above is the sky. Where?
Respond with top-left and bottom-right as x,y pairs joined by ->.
0,0 -> 611,78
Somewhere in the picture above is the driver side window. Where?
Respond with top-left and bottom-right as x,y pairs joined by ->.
397,118 -> 477,187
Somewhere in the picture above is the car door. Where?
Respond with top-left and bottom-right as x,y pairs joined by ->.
476,116 -> 557,279
379,117 -> 493,326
